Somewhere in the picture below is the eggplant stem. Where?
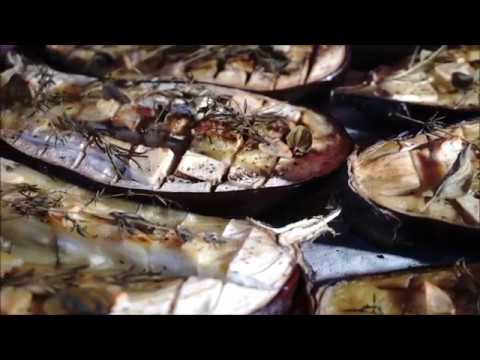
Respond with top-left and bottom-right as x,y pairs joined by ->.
247,208 -> 341,246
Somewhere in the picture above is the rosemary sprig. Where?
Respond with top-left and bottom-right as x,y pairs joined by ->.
8,183 -> 64,220
142,84 -> 284,144
30,66 -> 65,115
388,45 -> 448,81
394,107 -> 480,152
197,91 -> 284,144
51,112 -> 148,178
63,214 -> 89,237
408,46 -> 421,69
177,45 -> 291,76
1,265 -> 89,294
109,211 -> 170,235
84,188 -> 174,209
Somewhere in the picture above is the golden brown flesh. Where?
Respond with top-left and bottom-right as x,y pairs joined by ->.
349,119 -> 480,227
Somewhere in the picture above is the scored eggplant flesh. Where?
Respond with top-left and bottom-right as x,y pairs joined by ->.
317,261 -> 480,315
42,45 -> 348,93
349,119 -> 480,228
336,46 -> 480,111
0,57 -> 352,195
0,158 -> 339,315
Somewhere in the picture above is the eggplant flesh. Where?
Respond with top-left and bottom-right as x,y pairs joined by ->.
0,158 -> 339,315
333,46 -> 480,127
346,119 -> 480,250
317,262 -> 480,315
0,57 -> 352,215
38,45 -> 349,95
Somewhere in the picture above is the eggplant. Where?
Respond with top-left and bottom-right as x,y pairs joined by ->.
344,119 -> 480,251
0,157 -> 339,315
0,56 -> 352,217
333,46 -> 480,130
26,45 -> 350,102
316,261 -> 480,315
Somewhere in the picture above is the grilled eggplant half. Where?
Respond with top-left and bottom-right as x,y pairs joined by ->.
0,158 -> 339,315
345,119 -> 480,250
333,46 -> 480,129
36,45 -> 349,99
0,56 -> 352,216
317,261 -> 480,315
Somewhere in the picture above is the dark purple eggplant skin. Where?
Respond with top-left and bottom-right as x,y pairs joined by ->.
339,165 -> 480,253
331,88 -> 480,132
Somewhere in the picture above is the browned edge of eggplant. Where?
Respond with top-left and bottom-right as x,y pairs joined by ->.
331,86 -> 480,131
339,155 -> 480,253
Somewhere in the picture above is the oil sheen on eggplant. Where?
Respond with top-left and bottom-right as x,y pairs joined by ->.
344,119 -> 480,250
0,55 -> 352,216
0,158 -> 340,315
